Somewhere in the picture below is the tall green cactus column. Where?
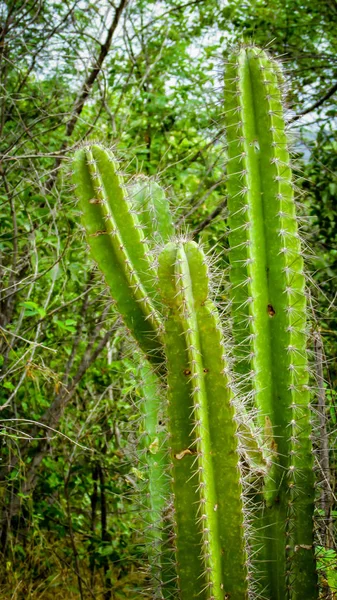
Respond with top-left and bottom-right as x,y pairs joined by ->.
158,240 -> 248,600
224,47 -> 317,598
131,182 -> 175,598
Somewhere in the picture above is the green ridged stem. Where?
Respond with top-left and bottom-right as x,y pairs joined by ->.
158,240 -> 248,600
139,365 -> 175,598
224,47 -> 317,599
72,145 -> 164,366
129,177 -> 174,245
71,48 -> 319,598
73,146 -> 176,594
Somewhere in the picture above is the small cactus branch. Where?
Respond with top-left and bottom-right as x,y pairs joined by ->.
224,47 -> 317,598
238,415 -> 271,476
72,144 -> 164,366
139,365 -> 174,597
129,177 -> 174,245
158,240 -> 248,600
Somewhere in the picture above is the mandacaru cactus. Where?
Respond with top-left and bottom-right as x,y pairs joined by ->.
224,47 -> 317,599
71,45 -> 320,600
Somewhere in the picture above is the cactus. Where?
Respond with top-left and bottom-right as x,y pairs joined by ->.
224,46 -> 317,598
72,145 -> 164,367
71,45 -> 321,600
158,240 -> 247,599
129,177 -> 174,246
139,365 -> 174,597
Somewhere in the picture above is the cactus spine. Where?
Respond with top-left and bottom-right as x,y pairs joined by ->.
224,47 -> 317,598
158,240 -> 247,599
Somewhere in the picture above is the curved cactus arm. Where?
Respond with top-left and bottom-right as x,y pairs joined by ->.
72,145 -> 164,366
224,47 -> 317,598
128,177 -> 174,245
158,240 -> 248,600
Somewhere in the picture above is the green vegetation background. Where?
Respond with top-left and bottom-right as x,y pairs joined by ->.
0,0 -> 336,598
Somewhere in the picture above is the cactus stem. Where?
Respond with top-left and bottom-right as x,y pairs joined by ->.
73,144 -> 165,366
224,46 -> 317,599
158,240 -> 248,600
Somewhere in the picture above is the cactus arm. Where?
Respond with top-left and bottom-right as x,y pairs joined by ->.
158,241 -> 248,600
129,177 -> 174,244
225,47 -> 317,598
158,243 -> 207,599
139,365 -> 174,597
197,299 -> 248,598
87,146 -> 158,299
72,145 -> 164,366
174,243 -> 223,598
184,242 -> 248,599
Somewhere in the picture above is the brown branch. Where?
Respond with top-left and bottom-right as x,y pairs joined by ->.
45,0 -> 129,191
291,81 -> 337,122
65,0 -> 129,138
0,325 -> 115,540
64,471 -> 85,600
42,322 -> 115,431
0,2 -> 82,139
0,233 -> 70,305
178,177 -> 225,225
90,464 -> 99,587
99,463 -> 112,600
191,196 -> 227,237
0,170 -> 18,330
129,0 -> 208,41
62,272 -> 94,386
314,330 -> 334,549
0,316 -> 116,461
0,3 -> 16,62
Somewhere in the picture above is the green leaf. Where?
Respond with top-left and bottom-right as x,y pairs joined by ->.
19,301 -> 46,318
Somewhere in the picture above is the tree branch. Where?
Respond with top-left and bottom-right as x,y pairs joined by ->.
0,326 -> 116,541
314,330 -> 334,549
65,0 -> 129,139
291,81 -> 337,122
191,197 -> 227,237
45,0 -> 130,190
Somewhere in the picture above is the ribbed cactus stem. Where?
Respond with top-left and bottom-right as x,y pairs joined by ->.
224,47 -> 317,598
72,145 -> 164,366
139,365 -> 174,597
158,240 -> 248,600
129,177 -> 174,245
